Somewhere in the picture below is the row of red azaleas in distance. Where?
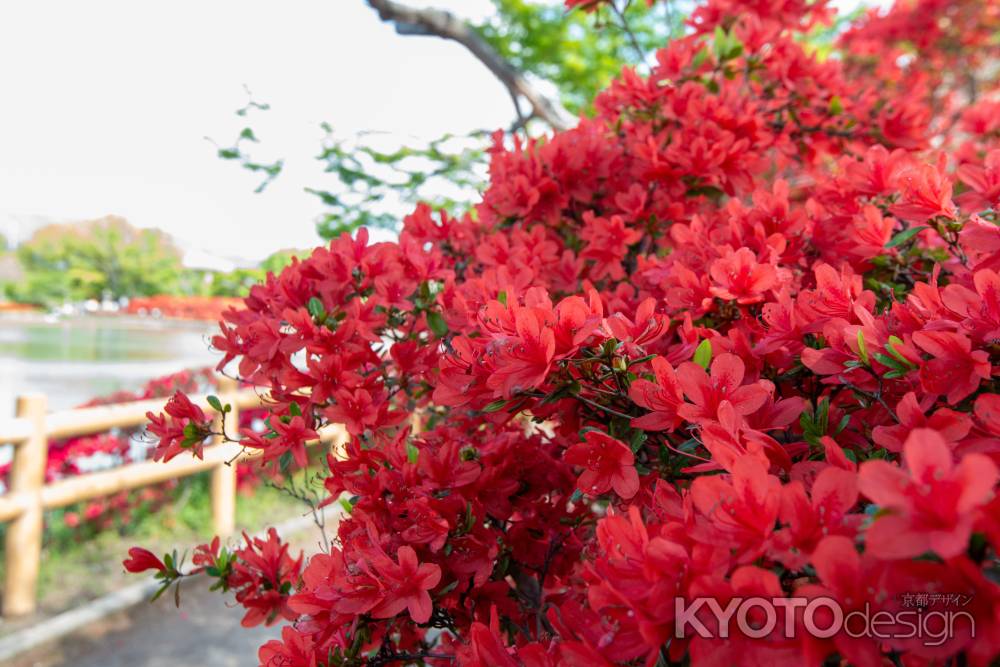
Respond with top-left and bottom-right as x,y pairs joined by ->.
0,369 -> 280,534
130,0 -> 1000,665
126,296 -> 245,321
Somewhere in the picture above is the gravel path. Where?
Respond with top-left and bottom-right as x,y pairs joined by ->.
9,581 -> 280,667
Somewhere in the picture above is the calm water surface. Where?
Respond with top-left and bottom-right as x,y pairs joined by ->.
0,316 -> 220,417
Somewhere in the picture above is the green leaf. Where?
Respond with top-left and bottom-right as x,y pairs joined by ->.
712,25 -> 726,54
712,26 -> 742,61
406,442 -> 420,465
691,46 -> 708,70
835,414 -> 851,434
885,335 -> 915,367
206,395 -> 223,413
628,354 -> 657,367
828,95 -> 843,116
150,580 -> 172,603
481,399 -> 509,413
307,297 -> 326,320
886,226 -> 928,248
628,429 -> 647,453
181,423 -> 202,447
872,353 -> 906,372
856,329 -> 869,365
426,311 -> 448,338
463,502 -> 475,532
497,290 -> 507,306
693,339 -> 713,370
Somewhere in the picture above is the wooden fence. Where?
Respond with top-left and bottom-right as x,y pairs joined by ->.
0,378 -> 346,618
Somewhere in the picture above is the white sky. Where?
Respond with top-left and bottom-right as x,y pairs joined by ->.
0,0 -> 508,263
0,0 -> 875,265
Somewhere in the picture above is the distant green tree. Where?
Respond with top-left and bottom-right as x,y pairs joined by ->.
201,249 -> 299,297
10,216 -> 186,306
217,0 -> 679,240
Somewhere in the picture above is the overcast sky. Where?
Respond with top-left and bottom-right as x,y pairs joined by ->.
0,0 -> 509,264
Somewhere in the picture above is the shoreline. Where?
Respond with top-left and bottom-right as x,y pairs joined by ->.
0,312 -> 216,332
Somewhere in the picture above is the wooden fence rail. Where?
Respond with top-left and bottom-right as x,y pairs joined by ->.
0,378 -> 346,618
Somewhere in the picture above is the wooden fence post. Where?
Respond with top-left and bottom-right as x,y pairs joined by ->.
210,378 -> 238,538
3,394 -> 48,616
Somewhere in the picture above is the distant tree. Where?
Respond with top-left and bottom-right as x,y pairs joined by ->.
200,248 -> 299,297
10,216 -> 185,306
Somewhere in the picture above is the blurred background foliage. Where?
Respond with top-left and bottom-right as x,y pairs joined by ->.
0,216 -> 298,307
216,0 -> 682,240
477,0 -> 677,115
5,216 -> 184,306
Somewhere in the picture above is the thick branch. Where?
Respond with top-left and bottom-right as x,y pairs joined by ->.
366,0 -> 573,131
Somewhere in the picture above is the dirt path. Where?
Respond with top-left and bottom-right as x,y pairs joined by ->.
9,581 -> 281,667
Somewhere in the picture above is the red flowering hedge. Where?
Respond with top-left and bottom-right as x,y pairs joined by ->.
130,0 -> 1000,665
126,296 -> 244,321
0,369 -> 273,533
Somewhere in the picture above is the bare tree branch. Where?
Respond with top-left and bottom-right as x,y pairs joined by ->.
366,0 -> 573,131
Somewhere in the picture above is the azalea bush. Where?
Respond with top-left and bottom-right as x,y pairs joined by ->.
128,0 -> 1000,664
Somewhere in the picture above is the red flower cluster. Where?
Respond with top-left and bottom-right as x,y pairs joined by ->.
133,0 -> 1000,665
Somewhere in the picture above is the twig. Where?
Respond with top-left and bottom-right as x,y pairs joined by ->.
609,1 -> 646,64
366,0 -> 573,130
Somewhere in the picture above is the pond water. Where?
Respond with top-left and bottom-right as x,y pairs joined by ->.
0,316 -> 221,417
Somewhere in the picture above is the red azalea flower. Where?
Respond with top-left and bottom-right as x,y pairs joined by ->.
325,387 -> 381,436
957,149 -> 1000,212
485,306 -> 557,398
564,431 -> 640,499
796,536 -> 887,667
144,391 -> 212,462
258,626 -> 320,667
230,528 -> 303,627
690,454 -> 781,562
366,545 -> 442,624
676,352 -> 769,423
629,356 -> 685,431
709,247 -> 780,304
889,161 -> 957,223
912,330 -> 991,404
976,394 -> 1000,436
580,212 -> 642,281
122,547 -> 166,574
871,391 -> 972,453
859,428 -> 998,559
242,414 -> 318,467
942,267 -> 1000,344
